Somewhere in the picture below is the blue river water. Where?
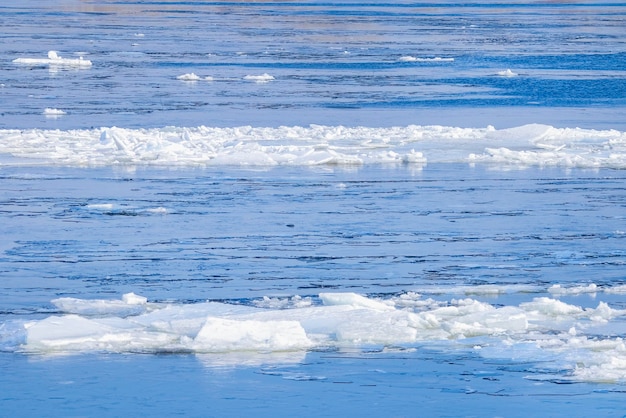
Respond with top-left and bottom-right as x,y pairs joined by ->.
1,1 -> 626,417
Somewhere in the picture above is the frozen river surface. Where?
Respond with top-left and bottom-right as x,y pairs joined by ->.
1,1 -> 626,417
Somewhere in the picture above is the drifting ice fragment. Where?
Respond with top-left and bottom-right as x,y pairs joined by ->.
244,73 -> 274,83
497,69 -> 518,77
177,73 -> 201,81
43,108 -> 66,117
399,56 -> 454,62
13,50 -> 92,68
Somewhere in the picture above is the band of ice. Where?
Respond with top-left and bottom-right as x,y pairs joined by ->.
2,287 -> 626,383
0,123 -> 624,168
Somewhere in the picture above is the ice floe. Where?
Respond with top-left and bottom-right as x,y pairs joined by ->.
244,73 -> 275,83
399,56 -> 455,62
177,73 -> 214,82
43,108 -> 66,118
177,73 -> 202,81
13,50 -> 92,68
3,287 -> 626,383
0,123 -> 624,168
497,69 -> 518,77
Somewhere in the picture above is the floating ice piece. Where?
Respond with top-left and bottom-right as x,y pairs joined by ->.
86,203 -> 115,210
43,108 -> 66,117
13,50 -> 92,67
146,207 -> 168,214
176,74 -> 213,82
7,290 -> 626,382
497,69 -> 518,77
399,56 -> 454,62
244,73 -> 274,83
177,73 -> 201,81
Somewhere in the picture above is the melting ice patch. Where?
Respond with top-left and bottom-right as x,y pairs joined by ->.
3,289 -> 626,383
0,123 -> 624,168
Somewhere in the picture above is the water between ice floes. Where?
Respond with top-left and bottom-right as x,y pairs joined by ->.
1,164 -> 625,387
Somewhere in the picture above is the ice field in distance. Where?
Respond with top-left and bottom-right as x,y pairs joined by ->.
1,123 -> 625,168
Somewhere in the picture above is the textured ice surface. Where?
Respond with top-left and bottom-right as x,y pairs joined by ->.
6,289 -> 626,383
1,124 -> 624,168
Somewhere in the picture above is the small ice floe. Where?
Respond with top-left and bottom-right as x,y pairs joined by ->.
177,73 -> 202,81
177,73 -> 214,82
86,203 -> 115,210
13,50 -> 92,68
146,207 -> 168,214
43,108 -> 66,118
399,56 -> 454,62
244,73 -> 274,83
496,69 -> 518,77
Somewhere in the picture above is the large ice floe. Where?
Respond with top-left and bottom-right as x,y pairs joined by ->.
0,123 -> 625,168
2,288 -> 626,383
